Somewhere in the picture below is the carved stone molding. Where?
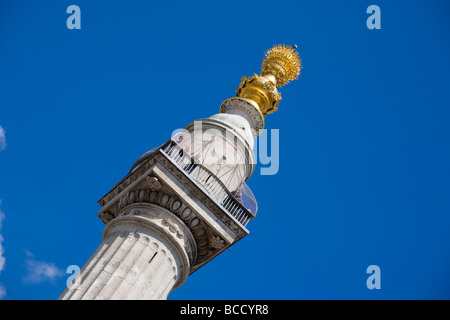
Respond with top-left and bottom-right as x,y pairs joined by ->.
114,203 -> 196,267
116,189 -> 212,268
97,156 -> 159,209
219,97 -> 265,134
210,235 -> 225,250
98,211 -> 114,224
97,152 -> 248,240
145,176 -> 162,191
96,148 -> 250,273
161,218 -> 184,239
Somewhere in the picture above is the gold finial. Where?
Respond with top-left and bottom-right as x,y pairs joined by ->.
235,44 -> 302,116
261,44 -> 302,87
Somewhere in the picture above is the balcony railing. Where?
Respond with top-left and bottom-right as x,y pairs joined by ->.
161,140 -> 256,227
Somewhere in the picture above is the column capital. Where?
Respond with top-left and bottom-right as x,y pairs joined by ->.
97,148 -> 250,274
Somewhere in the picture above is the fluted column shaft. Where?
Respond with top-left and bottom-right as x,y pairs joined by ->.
59,204 -> 195,300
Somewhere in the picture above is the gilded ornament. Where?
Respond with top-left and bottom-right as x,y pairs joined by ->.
222,44 -> 301,125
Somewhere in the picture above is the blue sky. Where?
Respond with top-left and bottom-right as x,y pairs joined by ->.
0,0 -> 449,300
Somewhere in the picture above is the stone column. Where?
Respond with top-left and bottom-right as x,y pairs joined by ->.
59,204 -> 196,300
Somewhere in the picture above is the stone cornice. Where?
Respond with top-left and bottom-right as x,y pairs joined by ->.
97,148 -> 249,273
